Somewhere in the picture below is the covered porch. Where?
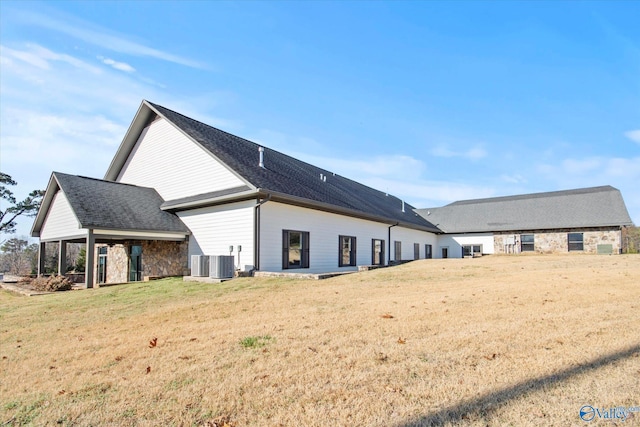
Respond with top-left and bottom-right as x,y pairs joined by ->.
37,230 -> 189,288
31,173 -> 191,288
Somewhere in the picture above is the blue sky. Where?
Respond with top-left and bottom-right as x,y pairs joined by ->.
1,1 -> 639,239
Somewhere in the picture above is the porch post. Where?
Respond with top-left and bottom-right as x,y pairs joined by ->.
58,240 -> 67,276
38,241 -> 46,276
85,230 -> 95,288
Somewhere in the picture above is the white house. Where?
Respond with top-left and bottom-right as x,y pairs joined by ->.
30,100 -> 634,288
32,100 -> 440,287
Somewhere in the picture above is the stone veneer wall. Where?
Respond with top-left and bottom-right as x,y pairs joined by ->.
94,240 -> 188,286
141,240 -> 189,278
493,228 -> 622,255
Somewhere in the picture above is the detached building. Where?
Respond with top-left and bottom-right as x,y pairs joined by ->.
416,186 -> 633,258
30,100 -> 634,288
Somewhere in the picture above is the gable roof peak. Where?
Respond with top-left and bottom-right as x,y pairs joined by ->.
109,100 -> 439,231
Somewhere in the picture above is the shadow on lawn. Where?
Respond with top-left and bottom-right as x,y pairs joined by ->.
396,343 -> 640,427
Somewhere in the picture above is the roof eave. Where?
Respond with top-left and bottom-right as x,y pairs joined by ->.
161,188 -> 260,211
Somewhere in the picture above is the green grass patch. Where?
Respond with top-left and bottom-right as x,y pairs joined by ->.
239,335 -> 274,349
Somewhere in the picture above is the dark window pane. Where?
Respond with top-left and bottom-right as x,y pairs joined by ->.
289,231 -> 302,267
568,233 -> 584,251
341,237 -> 351,265
129,245 -> 142,282
521,234 -> 535,252
372,239 -> 383,265
340,236 -> 356,267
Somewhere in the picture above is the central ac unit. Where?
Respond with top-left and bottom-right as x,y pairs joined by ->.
210,255 -> 234,279
191,255 -> 210,277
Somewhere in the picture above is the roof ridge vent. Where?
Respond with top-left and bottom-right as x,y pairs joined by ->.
258,146 -> 265,168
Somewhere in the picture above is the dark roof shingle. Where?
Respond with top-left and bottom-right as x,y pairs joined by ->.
54,172 -> 189,233
416,186 -> 633,233
148,102 -> 439,231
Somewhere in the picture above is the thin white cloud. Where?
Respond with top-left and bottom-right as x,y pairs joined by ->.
306,154 -> 426,180
14,9 -> 204,69
535,155 -> 640,225
1,43 -> 101,73
0,45 -> 50,69
538,156 -> 640,181
250,129 -> 428,181
624,130 -> 640,144
0,42 -> 229,238
561,158 -> 601,175
500,174 -> 527,184
364,177 -> 495,208
241,129 -> 498,207
431,144 -> 487,160
98,56 -> 135,73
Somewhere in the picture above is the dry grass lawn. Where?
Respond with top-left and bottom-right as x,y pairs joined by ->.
1,254 -> 639,426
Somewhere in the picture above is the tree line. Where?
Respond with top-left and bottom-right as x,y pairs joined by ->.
0,238 -> 86,275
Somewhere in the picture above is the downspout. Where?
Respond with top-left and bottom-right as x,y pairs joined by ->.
254,193 -> 272,271
388,222 -> 399,265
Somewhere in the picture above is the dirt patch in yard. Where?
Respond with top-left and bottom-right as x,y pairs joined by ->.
1,254 -> 639,426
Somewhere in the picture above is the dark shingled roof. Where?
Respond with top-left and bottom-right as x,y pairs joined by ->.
54,172 -> 189,233
147,102 -> 439,231
416,186 -> 633,233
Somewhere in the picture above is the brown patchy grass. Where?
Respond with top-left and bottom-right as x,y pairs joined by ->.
1,254 -> 639,426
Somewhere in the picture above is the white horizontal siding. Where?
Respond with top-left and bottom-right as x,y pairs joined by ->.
389,226 -> 439,261
259,202 -> 438,273
40,191 -> 83,241
116,118 -> 246,201
436,233 -> 495,258
178,200 -> 255,271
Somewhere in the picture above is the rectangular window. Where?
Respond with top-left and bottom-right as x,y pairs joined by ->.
339,236 -> 357,267
371,239 -> 385,265
521,234 -> 535,252
129,245 -> 142,282
462,245 -> 483,257
282,230 -> 310,269
98,246 -> 108,284
394,241 -> 402,262
425,244 -> 433,259
414,243 -> 420,260
568,233 -> 584,251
